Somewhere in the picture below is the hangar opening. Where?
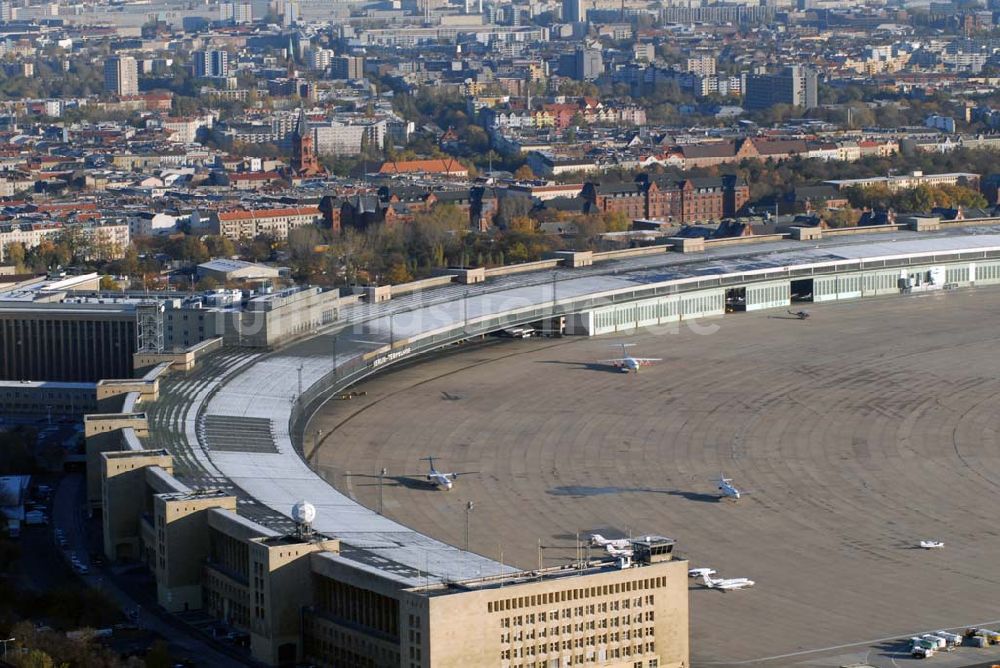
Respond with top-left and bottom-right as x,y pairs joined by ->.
725,287 -> 746,313
791,279 -> 814,302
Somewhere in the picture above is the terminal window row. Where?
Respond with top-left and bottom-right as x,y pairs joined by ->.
501,624 -> 656,646
502,601 -> 654,628
489,580 -> 664,613
503,641 -> 656,665
502,636 -> 653,657
305,618 -> 398,663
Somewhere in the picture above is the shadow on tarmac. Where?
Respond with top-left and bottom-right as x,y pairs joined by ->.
537,360 -> 624,373
547,485 -> 719,502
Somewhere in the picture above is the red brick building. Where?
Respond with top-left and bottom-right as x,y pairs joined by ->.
581,174 -> 749,224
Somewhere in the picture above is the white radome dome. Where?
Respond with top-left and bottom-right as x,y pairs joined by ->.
292,500 -> 316,525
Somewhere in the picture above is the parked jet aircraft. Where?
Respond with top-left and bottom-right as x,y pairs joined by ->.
919,540 -> 945,549
701,573 -> 755,591
600,344 -> 662,373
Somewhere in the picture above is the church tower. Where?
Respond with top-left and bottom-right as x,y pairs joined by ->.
291,109 -> 322,176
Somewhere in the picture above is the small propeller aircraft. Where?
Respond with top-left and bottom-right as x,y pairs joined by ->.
599,344 -> 662,373
788,309 -> 810,320
716,473 -> 745,501
701,573 -> 755,592
919,540 -> 945,549
420,456 -> 460,490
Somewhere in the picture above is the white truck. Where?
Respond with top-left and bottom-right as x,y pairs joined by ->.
934,631 -> 962,648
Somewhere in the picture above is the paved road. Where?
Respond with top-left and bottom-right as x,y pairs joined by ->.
311,288 -> 1000,668
51,474 -> 250,668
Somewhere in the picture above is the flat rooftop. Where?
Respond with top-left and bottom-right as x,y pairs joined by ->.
0,380 -> 96,391
408,557 -> 683,597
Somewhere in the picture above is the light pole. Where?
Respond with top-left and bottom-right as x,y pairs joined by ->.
465,501 -> 474,552
378,467 -> 387,514
331,334 -> 338,378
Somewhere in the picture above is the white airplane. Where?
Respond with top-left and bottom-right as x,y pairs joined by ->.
688,568 -> 717,578
701,573 -> 755,592
421,456 -> 459,490
716,474 -> 745,501
590,534 -> 631,549
599,344 -> 662,373
605,544 -> 634,557
919,540 -> 944,549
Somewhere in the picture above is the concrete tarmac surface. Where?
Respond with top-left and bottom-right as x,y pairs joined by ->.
308,288 -> 1000,667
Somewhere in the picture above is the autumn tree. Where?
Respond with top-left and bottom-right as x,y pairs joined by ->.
3,241 -> 25,270
513,165 -> 536,180
386,261 -> 413,284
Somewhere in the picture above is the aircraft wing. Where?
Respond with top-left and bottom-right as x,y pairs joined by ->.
598,358 -> 628,364
632,357 -> 662,363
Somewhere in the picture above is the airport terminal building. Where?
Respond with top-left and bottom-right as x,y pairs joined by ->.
84,218 -> 1000,667
96,437 -> 689,668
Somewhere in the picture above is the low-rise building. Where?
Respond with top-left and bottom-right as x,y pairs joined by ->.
197,259 -> 281,284
377,158 -> 469,178
824,171 -> 980,192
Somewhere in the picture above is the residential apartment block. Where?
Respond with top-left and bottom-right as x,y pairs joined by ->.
209,206 -> 324,240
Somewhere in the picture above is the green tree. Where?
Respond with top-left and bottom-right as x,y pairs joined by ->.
461,125 -> 490,154
177,236 -> 210,263
119,247 -> 140,276
204,235 -> 236,258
